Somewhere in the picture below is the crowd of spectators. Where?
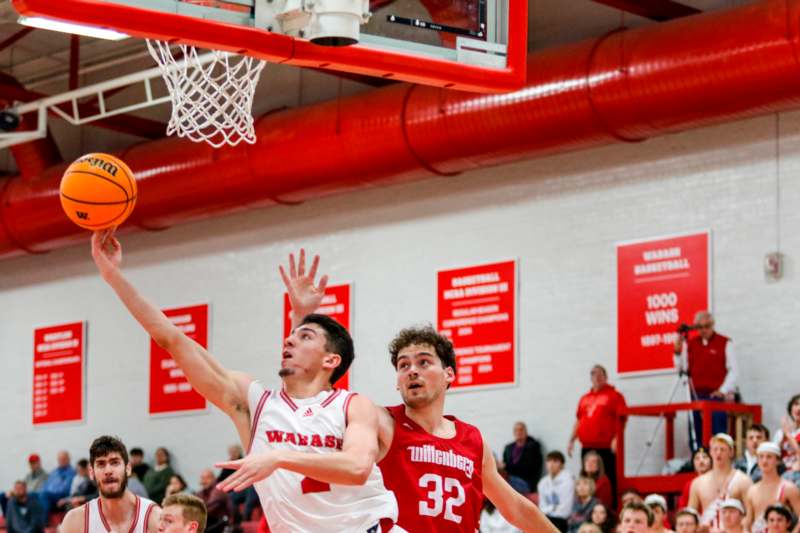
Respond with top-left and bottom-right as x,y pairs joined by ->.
0,445 -> 260,533
479,311 -> 800,532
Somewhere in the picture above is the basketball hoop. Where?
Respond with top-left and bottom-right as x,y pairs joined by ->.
146,40 -> 266,148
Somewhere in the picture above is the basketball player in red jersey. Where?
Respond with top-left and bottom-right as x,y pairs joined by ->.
60,436 -> 160,533
376,326 -> 558,532
91,230 -> 398,532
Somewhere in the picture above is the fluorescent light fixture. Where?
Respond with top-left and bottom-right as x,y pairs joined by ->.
18,16 -> 130,41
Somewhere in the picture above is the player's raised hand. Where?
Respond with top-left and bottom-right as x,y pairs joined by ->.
279,249 -> 328,323
215,452 -> 281,492
91,228 -> 122,279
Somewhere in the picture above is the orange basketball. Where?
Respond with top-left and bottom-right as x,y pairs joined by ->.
60,153 -> 137,230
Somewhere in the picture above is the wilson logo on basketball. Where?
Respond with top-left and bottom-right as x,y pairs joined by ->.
76,156 -> 119,177
76,211 -> 89,220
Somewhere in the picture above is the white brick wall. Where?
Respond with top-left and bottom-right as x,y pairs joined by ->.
0,110 -> 798,491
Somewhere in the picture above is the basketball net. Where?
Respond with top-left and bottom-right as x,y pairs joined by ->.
146,41 -> 266,148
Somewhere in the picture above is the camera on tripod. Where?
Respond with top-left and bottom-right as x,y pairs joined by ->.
676,323 -> 698,335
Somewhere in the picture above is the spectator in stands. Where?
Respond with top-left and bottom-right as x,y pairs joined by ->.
23,455 -> 47,494
537,451 -> 574,533
737,424 -> 771,482
40,450 -> 75,514
567,476 -> 598,533
673,311 -> 737,446
127,470 -> 148,498
568,364 -> 626,494
216,446 -> 242,483
57,459 -> 96,511
775,394 -> 800,473
195,469 -> 230,533
674,508 -> 700,533
480,498 -> 521,533
618,501 -> 653,533
679,447 -> 712,508
144,447 -> 175,505
644,494 -> 674,533
763,503 -> 795,533
744,442 -> 800,533
577,524 -> 601,533
712,498 -> 745,533
688,433 -> 752,528
589,503 -> 615,533
6,480 -> 45,533
129,448 -> 151,482
165,475 -> 188,499
501,422 -> 543,495
620,489 -> 643,508
580,451 -> 612,509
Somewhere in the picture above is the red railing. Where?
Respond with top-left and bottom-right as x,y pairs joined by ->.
616,401 -> 762,497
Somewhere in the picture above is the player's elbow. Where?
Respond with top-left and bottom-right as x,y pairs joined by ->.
152,327 -> 181,351
346,457 -> 373,485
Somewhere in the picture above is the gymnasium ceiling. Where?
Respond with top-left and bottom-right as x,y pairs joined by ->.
0,0 -> 749,174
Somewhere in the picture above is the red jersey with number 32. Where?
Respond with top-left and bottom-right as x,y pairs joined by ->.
379,404 -> 484,532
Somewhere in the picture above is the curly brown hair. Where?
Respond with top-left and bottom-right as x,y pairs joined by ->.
389,326 -> 456,373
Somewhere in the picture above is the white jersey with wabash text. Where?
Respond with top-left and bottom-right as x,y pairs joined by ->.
247,381 -> 398,533
84,495 -> 156,533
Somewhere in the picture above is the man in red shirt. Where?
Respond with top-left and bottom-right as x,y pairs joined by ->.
567,364 -> 626,498
673,311 -> 738,448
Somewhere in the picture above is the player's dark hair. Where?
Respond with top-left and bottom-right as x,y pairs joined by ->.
389,326 -> 456,374
300,314 -> 354,385
90,436 -> 129,466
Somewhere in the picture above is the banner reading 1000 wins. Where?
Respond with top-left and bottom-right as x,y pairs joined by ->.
617,232 -> 710,375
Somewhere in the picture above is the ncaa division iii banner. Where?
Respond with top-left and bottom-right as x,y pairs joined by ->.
617,232 -> 710,375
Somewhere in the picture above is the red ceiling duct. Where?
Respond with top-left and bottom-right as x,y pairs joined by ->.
1,0 -> 799,258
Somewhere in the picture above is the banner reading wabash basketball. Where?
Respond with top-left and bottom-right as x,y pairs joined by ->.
283,284 -> 351,389
437,260 -> 517,389
617,232 -> 711,375
149,304 -> 208,415
33,322 -> 85,425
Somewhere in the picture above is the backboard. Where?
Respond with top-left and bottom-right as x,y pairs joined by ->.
12,0 -> 526,93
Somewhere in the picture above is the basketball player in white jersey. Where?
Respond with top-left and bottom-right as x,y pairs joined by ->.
159,494 -> 208,533
91,231 -> 398,532
60,436 -> 160,533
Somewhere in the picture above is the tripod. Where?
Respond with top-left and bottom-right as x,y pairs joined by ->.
634,357 -> 699,475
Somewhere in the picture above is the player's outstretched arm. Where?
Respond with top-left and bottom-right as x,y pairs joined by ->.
481,438 -> 559,533
280,248 -> 328,330
91,230 -> 252,440
58,505 -> 85,533
216,394 -> 381,490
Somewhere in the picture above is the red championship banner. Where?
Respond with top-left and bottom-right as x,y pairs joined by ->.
437,260 -> 517,389
149,304 -> 208,415
33,322 -> 85,425
617,232 -> 711,375
284,284 -> 351,389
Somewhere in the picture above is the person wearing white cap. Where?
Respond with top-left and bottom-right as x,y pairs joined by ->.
711,498 -> 745,533
688,433 -> 752,529
674,508 -> 700,533
745,441 -> 800,533
644,494 -> 675,533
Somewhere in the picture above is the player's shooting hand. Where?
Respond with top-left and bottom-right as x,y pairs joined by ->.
279,248 -> 328,321
215,452 -> 282,492
91,229 -> 122,278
